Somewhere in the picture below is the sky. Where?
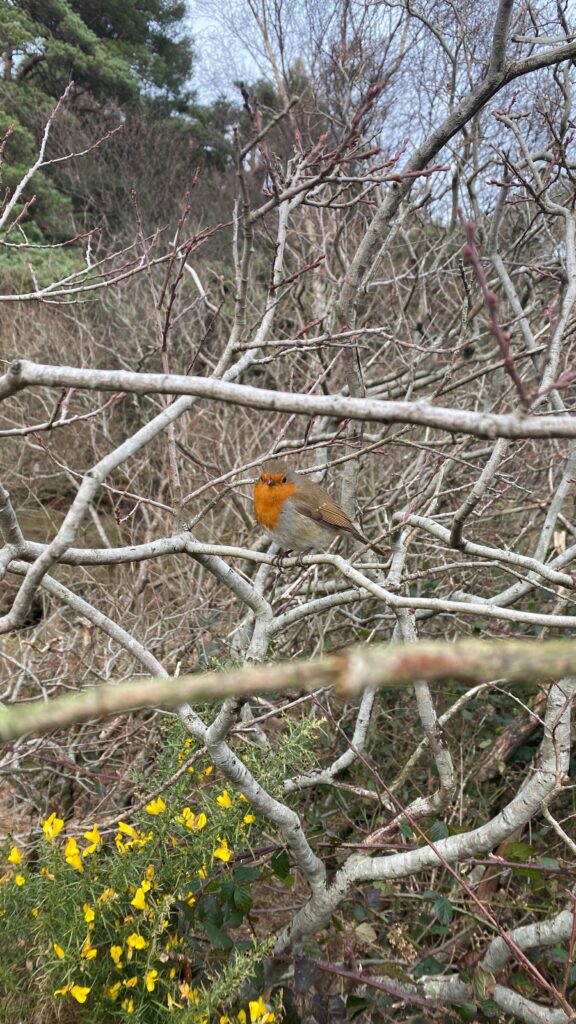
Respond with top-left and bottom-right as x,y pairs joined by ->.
186,2 -> 266,102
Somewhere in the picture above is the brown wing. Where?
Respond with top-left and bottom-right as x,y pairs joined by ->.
290,488 -> 366,543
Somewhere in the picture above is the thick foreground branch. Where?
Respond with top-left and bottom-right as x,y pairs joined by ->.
1,638 -> 575,741
5,360 -> 576,438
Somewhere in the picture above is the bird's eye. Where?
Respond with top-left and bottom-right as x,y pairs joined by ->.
281,476 -> 287,483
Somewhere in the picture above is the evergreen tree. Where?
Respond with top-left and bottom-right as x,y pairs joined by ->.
0,0 -> 195,240
1,0 -> 194,106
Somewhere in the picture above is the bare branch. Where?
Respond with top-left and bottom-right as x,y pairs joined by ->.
1,638 -> 575,742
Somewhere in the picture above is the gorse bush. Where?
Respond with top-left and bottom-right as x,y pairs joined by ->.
0,722 -> 311,1022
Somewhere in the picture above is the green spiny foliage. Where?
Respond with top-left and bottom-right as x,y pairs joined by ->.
0,717 -> 322,1021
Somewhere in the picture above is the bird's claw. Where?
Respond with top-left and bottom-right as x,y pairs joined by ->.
272,549 -> 291,568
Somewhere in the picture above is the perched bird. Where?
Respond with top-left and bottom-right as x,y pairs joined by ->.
253,459 -> 387,559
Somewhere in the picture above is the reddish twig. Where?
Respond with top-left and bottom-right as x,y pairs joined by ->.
461,215 -> 529,408
317,695 -> 576,1019
271,254 -> 326,291
310,958 -> 442,1010
561,889 -> 576,996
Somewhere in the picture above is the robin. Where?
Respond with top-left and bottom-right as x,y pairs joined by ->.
253,459 -> 387,559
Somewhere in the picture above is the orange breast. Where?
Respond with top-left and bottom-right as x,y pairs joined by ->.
253,479 -> 298,530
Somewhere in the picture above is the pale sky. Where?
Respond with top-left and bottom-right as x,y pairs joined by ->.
186,3 -> 267,101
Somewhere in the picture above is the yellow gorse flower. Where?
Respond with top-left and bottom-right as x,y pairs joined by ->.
216,789 -> 232,809
249,997 -> 275,1023
130,877 -> 152,910
177,807 -> 207,830
14,874 -> 26,886
117,821 -> 138,838
145,968 -> 159,992
131,888 -> 147,910
110,944 -> 123,967
115,821 -> 152,853
178,981 -> 199,1001
64,837 -> 83,872
7,846 -> 21,865
42,812 -> 64,840
83,823 -> 102,855
83,903 -> 95,924
53,942 -> 65,959
145,797 -> 166,815
80,935 -> 97,960
71,985 -> 91,1003
213,837 -> 232,862
126,932 -> 148,950
55,984 -> 91,1004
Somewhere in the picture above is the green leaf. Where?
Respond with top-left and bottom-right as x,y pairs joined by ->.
512,867 -> 541,880
234,866 -> 260,884
204,920 -> 233,949
271,849 -> 291,879
427,820 -> 449,842
455,1004 -> 478,1021
233,885 -> 253,914
433,897 -> 453,925
346,995 -> 369,1017
506,842 -> 534,862
219,879 -> 235,903
413,956 -> 444,978
538,857 -> 559,870
198,894 -> 223,925
203,921 -> 230,950
225,906 -> 244,929
479,998 -> 499,1018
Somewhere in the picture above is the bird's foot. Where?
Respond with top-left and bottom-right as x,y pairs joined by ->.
272,548 -> 291,568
